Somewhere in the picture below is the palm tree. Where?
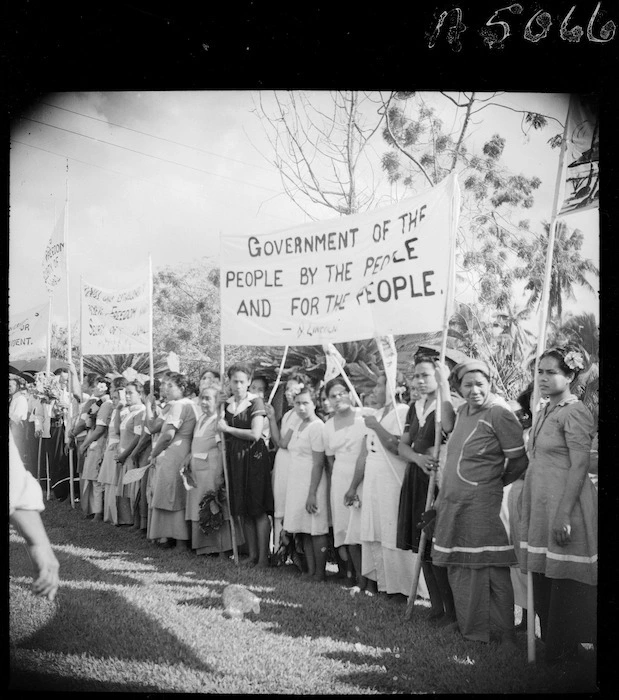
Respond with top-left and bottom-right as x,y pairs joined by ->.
546,311 -> 599,422
82,353 -> 169,378
491,302 -> 535,366
516,221 -> 599,325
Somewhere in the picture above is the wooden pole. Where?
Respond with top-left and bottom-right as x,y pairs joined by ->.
531,103 -> 570,417
405,174 -> 458,620
268,344 -> 289,404
525,99 -> 569,663
64,166 -> 75,508
148,255 -> 155,391
79,275 -> 84,383
527,570 -> 536,663
220,343 -> 239,566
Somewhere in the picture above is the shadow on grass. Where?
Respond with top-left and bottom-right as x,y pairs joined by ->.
8,665 -> 167,693
9,540 -> 216,685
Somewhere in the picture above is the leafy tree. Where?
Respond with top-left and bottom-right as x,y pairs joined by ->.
514,220 -> 599,325
152,258 -> 260,381
379,91 -> 554,311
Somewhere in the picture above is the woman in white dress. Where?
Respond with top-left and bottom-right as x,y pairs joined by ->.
323,377 -> 367,588
265,374 -> 305,550
283,385 -> 329,581
346,373 -> 413,598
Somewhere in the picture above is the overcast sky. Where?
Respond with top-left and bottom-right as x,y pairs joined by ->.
9,91 -> 599,333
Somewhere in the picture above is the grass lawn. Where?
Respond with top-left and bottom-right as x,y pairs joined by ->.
9,499 -> 598,694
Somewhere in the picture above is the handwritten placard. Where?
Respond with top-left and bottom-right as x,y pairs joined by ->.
9,302 -> 49,361
220,173 -> 459,346
81,280 -> 151,355
42,208 -> 65,293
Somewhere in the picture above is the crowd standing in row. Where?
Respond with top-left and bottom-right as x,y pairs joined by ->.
8,344 -> 597,664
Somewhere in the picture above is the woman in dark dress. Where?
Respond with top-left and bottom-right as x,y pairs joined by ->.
397,355 -> 456,625
218,363 -> 273,568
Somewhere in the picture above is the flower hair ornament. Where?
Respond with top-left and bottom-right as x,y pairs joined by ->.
563,351 -> 584,371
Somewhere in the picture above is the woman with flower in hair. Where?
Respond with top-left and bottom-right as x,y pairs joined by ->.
431,359 -> 528,647
148,372 -> 196,550
515,346 -> 597,664
265,374 -> 305,551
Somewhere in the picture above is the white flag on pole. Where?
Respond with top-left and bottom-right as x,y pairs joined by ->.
375,334 -> 398,401
323,343 -> 346,383
42,207 -> 66,294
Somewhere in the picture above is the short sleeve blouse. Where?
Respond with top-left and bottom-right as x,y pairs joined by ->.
96,399 -> 114,427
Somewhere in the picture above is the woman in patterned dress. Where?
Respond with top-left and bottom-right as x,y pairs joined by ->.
515,346 -> 597,664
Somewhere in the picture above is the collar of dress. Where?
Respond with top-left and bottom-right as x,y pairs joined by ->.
415,398 -> 436,428
226,392 -> 257,416
540,394 -> 579,410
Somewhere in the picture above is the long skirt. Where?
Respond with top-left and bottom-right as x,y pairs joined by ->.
40,424 -> 70,501
531,572 -> 596,662
447,565 -> 514,642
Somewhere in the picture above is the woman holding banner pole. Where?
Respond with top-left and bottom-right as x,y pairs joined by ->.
219,363 -> 273,568
397,355 -> 456,625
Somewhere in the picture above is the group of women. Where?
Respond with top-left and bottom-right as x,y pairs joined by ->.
27,342 -> 596,666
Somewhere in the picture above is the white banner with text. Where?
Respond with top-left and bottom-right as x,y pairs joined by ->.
221,173 -> 459,346
9,302 -> 49,361
81,280 -> 151,355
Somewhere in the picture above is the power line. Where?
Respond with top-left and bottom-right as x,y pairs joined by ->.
37,100 -> 275,173
10,139 -> 298,224
18,116 -> 283,194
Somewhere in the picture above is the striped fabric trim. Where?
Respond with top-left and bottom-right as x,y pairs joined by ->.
519,542 -> 598,564
503,445 -> 525,454
433,543 -> 514,554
